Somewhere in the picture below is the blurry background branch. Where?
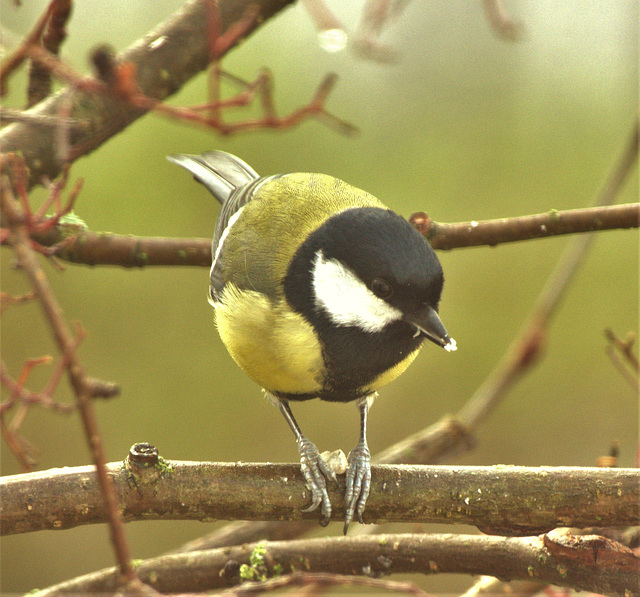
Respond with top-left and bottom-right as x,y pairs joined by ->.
30,531 -> 640,597
0,0 -> 296,189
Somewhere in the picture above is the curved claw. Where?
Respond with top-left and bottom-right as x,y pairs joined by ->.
344,441 -> 371,534
297,436 -> 335,526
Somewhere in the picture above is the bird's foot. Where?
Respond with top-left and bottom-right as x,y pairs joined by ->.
297,436 -> 337,526
344,440 -> 371,534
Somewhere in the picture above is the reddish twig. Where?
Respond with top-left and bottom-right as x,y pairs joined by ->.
0,344 -> 79,471
0,180 -> 136,583
0,155 -> 83,260
123,66 -> 357,137
0,358 -> 76,413
0,0 -> 60,95
0,290 -> 36,313
0,416 -> 37,471
210,2 -> 261,60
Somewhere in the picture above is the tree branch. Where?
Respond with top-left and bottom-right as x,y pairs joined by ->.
0,181 -> 136,582
0,0 -> 295,189
31,532 -> 640,597
5,202 -> 637,268
12,226 -> 213,267
2,457 -> 638,536
417,202 -> 639,251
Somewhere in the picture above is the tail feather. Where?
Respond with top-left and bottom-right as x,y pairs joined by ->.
167,151 -> 259,204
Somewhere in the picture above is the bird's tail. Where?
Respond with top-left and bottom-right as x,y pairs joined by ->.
167,151 -> 259,205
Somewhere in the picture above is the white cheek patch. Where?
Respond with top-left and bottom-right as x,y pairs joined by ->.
312,251 -> 402,333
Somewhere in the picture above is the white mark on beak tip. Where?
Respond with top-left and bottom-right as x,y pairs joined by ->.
444,337 -> 457,352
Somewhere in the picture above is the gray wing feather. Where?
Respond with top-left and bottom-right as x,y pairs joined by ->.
167,151 -> 259,205
168,151 -> 273,303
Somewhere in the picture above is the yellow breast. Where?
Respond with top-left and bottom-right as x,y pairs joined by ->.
214,283 -> 324,395
364,348 -> 421,394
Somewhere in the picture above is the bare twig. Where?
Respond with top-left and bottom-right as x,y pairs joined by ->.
1,227 -> 212,267
0,290 -> 36,312
0,416 -> 37,470
416,202 -> 639,251
4,202 -> 636,268
0,353 -> 71,471
605,329 -> 639,371
0,356 -> 76,415
0,0 -> 60,95
457,117 -> 638,429
605,329 -> 639,389
2,459 -> 638,535
0,182 -> 136,583
30,532 -> 640,596
351,0 -> 407,63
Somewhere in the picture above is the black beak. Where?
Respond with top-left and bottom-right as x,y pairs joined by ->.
404,306 -> 457,352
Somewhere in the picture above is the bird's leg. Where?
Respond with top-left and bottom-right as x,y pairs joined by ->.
276,397 -> 336,526
344,395 -> 373,534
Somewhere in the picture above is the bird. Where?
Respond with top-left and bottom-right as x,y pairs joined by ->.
168,150 -> 456,533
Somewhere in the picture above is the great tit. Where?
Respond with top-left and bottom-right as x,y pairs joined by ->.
168,151 -> 456,532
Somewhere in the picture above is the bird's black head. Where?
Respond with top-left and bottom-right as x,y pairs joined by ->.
285,207 -> 455,351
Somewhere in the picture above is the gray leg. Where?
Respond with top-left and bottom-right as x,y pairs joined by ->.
276,397 -> 336,526
344,395 -> 372,534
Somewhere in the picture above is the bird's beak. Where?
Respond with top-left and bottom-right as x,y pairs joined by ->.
405,306 -> 457,352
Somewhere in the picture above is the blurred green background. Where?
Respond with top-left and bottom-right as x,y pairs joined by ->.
1,1 -> 638,594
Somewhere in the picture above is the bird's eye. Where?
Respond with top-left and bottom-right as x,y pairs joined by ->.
371,278 -> 393,299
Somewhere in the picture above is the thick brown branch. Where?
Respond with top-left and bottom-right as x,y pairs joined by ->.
0,0 -> 295,189
2,460 -> 637,536
6,203 -> 637,268
16,226 -> 212,267
31,532 -> 640,597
